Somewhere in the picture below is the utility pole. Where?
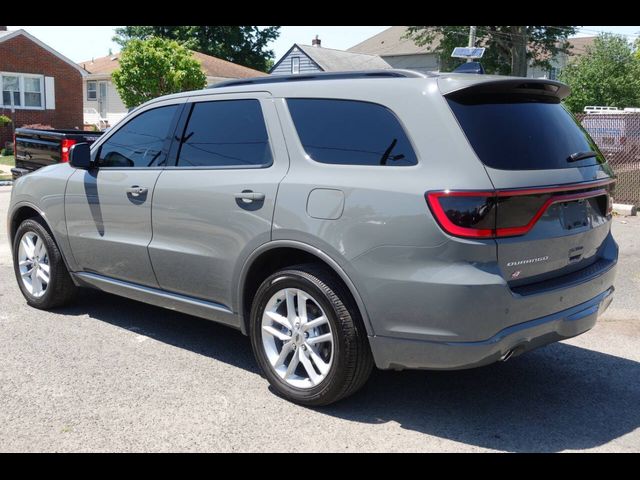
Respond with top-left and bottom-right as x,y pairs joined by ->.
467,26 -> 477,62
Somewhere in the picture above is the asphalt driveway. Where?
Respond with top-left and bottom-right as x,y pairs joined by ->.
0,184 -> 638,452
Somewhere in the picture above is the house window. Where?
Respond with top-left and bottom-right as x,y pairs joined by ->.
24,77 -> 42,107
1,72 -> 44,109
291,57 -> 300,74
87,81 -> 97,101
1,75 -> 21,107
549,67 -> 559,81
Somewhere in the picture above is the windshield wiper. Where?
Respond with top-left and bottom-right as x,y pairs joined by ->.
567,151 -> 597,163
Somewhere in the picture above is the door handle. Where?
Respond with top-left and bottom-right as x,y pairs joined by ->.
234,191 -> 265,202
126,186 -> 148,197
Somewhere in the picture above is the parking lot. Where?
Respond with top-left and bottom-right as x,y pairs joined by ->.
0,184 -> 638,452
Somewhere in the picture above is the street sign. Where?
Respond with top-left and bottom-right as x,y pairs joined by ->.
451,47 -> 485,59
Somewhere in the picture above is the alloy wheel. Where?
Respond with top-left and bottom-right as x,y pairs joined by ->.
261,288 -> 335,389
17,231 -> 50,298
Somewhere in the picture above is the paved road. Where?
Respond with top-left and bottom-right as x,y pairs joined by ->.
0,184 -> 638,452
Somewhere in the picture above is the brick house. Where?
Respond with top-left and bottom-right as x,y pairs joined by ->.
0,27 -> 85,147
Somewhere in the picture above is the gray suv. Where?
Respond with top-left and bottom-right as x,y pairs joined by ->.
7,70 -> 618,405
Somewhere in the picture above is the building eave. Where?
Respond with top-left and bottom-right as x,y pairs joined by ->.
0,29 -> 87,76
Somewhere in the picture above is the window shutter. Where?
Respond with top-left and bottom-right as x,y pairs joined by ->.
45,76 -> 55,110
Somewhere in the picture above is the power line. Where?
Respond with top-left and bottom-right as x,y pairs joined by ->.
543,25 -> 640,39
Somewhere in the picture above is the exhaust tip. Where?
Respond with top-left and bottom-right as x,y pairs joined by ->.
500,350 -> 514,362
500,344 -> 527,362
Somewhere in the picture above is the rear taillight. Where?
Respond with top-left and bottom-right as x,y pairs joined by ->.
426,191 -> 496,238
426,179 -> 614,239
60,138 -> 77,163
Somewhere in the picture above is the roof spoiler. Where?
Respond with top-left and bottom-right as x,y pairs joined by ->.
443,78 -> 571,101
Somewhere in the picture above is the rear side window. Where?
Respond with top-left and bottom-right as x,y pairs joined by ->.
98,105 -> 179,168
446,97 -> 605,170
177,99 -> 272,168
287,98 -> 417,166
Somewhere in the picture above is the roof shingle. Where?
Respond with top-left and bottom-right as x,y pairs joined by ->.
80,51 -> 267,78
349,27 -> 597,62
348,26 -> 440,56
296,44 -> 391,71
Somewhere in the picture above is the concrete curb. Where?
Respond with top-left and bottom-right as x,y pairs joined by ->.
613,203 -> 637,216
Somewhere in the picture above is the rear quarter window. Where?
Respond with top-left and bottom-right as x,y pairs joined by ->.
287,98 -> 417,166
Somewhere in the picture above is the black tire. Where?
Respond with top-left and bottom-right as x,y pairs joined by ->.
249,263 -> 373,406
13,217 -> 77,310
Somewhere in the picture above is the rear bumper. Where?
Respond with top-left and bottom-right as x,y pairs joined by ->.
370,286 -> 614,370
11,167 -> 30,180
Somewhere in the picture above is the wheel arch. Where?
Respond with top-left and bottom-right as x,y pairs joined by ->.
237,240 -> 373,337
9,202 -> 75,274
9,203 -> 49,249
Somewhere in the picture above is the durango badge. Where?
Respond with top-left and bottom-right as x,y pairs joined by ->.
507,256 -> 550,267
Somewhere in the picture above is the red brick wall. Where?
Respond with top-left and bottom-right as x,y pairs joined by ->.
0,33 -> 83,147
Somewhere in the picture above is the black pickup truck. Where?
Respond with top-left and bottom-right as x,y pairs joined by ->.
12,128 -> 103,180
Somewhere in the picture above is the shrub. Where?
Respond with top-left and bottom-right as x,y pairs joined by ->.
112,37 -> 206,108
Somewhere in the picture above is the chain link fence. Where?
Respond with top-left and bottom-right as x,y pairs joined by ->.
576,113 -> 640,206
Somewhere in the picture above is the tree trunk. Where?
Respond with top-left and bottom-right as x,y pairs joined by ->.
510,26 -> 528,77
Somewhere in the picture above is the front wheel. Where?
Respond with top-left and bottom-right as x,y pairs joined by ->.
13,217 -> 77,309
249,264 -> 373,406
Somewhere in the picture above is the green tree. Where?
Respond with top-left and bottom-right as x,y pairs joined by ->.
406,26 -> 578,76
113,26 -> 280,72
112,37 -> 207,109
560,34 -> 640,113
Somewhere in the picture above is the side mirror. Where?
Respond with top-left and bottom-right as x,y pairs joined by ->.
69,143 -> 93,169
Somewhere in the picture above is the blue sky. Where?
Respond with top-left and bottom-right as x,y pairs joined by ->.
7,26 -> 640,64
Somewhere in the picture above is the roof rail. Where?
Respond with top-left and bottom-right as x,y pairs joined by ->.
208,70 -> 426,89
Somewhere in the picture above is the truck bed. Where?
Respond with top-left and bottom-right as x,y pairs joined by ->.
12,128 -> 103,180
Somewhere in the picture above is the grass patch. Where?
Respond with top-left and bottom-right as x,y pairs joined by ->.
0,155 -> 15,167
0,174 -> 12,182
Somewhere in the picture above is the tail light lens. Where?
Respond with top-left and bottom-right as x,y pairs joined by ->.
60,138 -> 77,163
426,192 -> 496,238
426,179 -> 614,239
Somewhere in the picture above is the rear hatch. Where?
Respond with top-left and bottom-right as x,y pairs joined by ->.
438,77 -> 615,290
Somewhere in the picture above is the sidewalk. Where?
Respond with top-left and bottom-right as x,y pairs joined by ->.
0,164 -> 13,185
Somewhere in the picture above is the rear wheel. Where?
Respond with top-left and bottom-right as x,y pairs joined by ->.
250,264 -> 373,406
13,217 -> 77,309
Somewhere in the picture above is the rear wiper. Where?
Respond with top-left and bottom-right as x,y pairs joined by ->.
379,138 -> 406,165
567,151 -> 597,163
380,138 -> 398,166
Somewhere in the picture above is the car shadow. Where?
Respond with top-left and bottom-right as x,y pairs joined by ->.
59,288 -> 260,375
59,289 -> 639,452
325,344 -> 640,452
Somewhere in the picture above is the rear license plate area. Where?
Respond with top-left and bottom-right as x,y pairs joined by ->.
560,200 -> 589,230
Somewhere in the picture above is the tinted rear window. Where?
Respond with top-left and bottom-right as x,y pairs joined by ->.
287,98 -> 417,166
446,97 -> 605,170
